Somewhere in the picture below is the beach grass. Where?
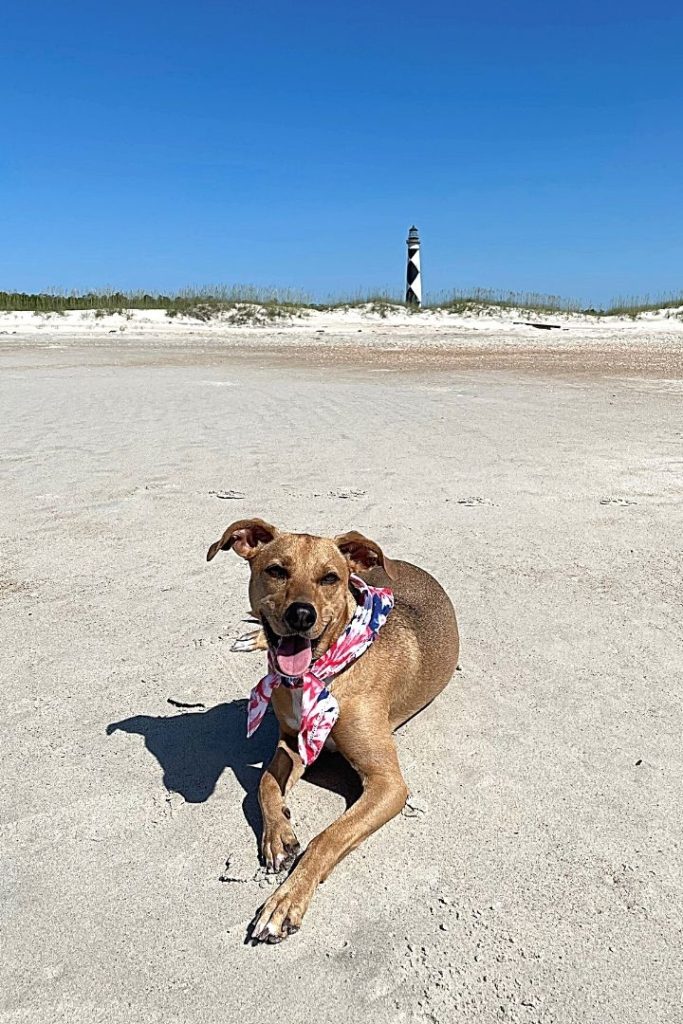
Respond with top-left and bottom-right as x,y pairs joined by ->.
1,286 -> 682,318
428,288 -> 584,314
0,286 -> 310,315
601,293 -> 683,317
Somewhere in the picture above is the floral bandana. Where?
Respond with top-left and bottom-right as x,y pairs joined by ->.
246,574 -> 394,765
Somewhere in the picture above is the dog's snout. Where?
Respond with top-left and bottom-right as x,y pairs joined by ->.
284,602 -> 317,633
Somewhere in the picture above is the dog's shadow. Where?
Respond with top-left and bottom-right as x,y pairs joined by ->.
106,699 -> 362,844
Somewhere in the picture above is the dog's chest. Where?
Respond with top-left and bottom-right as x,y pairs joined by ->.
282,689 -> 337,752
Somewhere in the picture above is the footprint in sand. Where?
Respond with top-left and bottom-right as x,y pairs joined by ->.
210,489 -> 245,500
329,488 -> 367,500
456,496 -> 496,507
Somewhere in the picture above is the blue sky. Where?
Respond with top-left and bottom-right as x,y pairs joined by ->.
2,0 -> 682,305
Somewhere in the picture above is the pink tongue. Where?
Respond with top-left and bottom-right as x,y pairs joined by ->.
276,636 -> 313,677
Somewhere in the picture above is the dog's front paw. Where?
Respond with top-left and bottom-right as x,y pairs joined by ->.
231,628 -> 267,653
249,874 -> 313,944
261,813 -> 300,874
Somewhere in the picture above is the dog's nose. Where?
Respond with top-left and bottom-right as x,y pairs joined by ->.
284,602 -> 317,633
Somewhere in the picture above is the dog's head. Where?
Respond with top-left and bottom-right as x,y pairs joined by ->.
207,518 -> 395,674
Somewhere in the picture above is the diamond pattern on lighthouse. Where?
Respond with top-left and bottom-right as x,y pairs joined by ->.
406,228 -> 422,306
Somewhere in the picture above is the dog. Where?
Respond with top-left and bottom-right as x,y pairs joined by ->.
207,518 -> 459,943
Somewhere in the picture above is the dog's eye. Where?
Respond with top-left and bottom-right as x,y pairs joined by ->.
265,564 -> 288,580
320,572 -> 340,586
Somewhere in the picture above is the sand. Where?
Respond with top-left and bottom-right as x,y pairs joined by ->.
1,318 -> 682,1023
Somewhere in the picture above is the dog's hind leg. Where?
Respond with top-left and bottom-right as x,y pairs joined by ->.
258,732 -> 306,873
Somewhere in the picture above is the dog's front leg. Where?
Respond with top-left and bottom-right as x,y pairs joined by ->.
250,736 -> 408,943
258,733 -> 305,872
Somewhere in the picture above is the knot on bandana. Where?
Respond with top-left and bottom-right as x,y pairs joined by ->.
246,574 -> 394,765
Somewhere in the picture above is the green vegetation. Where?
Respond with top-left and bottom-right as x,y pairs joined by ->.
0,286 -> 309,317
313,291 -> 414,319
601,294 -> 683,317
429,288 -> 583,314
426,289 -> 681,316
0,287 -> 413,322
1,286 -> 682,319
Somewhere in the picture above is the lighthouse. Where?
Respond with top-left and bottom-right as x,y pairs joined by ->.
405,225 -> 422,307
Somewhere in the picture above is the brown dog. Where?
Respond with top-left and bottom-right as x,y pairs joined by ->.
207,518 -> 459,943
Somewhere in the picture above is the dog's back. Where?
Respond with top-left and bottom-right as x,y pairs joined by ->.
364,560 -> 459,728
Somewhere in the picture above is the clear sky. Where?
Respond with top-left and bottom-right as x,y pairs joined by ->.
2,0 -> 682,305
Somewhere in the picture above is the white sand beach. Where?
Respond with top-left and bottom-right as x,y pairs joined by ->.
1,321 -> 681,1023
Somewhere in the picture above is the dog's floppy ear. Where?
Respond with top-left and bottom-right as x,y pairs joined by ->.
206,518 -> 279,562
334,530 -> 397,580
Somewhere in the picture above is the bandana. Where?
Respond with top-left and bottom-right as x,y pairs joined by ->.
246,574 -> 394,765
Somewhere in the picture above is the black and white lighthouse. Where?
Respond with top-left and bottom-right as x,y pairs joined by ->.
405,225 -> 422,307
